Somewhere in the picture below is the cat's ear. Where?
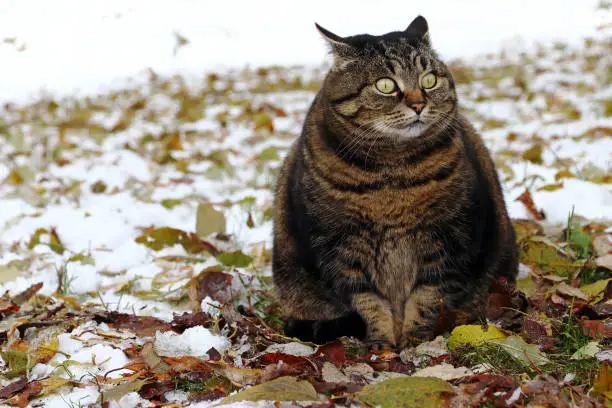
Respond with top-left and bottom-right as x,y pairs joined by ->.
315,23 -> 357,69
405,15 -> 431,45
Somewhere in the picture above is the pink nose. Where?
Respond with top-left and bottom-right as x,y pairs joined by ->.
409,103 -> 425,114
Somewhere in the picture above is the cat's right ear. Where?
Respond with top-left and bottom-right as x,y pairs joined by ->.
315,23 -> 357,69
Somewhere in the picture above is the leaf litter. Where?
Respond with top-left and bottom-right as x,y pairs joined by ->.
0,10 -> 611,408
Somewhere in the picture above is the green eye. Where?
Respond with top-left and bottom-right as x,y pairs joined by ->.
375,78 -> 397,94
421,73 -> 437,89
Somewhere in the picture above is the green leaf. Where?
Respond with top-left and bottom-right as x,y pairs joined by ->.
495,335 -> 550,367
161,199 -> 183,209
358,377 -> 454,408
196,203 -> 226,236
68,253 -> 95,265
0,350 -> 32,377
537,182 -> 564,192
581,278 -> 612,303
571,341 -> 601,360
219,376 -> 318,404
216,251 -> 253,268
135,226 -> 218,255
258,146 -> 280,161
567,223 -> 593,258
520,236 -> 579,277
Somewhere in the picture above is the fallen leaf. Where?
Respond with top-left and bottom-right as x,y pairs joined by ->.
101,378 -> 150,402
414,336 -> 448,358
413,363 -> 473,381
512,219 -> 544,243
554,169 -> 576,181
495,336 -> 550,367
520,236 -> 577,277
188,267 -> 233,309
522,144 -> 543,164
264,342 -> 315,357
38,377 -> 71,396
515,190 -> 546,220
219,376 -> 318,404
321,362 -> 350,383
135,226 -> 219,255
571,341 -> 601,360
556,282 -> 589,300
592,235 -> 612,257
595,254 -> 612,271
216,250 -> 253,268
581,278 -> 612,302
0,350 -> 32,377
447,325 -> 507,350
196,203 -> 226,236
537,182 -> 564,192
0,377 -> 27,398
2,380 -> 42,407
593,364 -> 611,396
581,320 -> 612,338
140,342 -> 171,374
0,264 -> 23,285
94,312 -> 175,337
314,340 -> 347,363
11,282 -> 43,305
358,377 -> 454,408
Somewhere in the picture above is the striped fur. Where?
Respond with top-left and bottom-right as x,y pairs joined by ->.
272,16 -> 518,348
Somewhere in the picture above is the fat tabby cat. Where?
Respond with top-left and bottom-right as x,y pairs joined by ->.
272,16 -> 518,348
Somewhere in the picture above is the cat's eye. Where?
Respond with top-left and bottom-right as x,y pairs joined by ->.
375,78 -> 397,94
421,73 -> 437,89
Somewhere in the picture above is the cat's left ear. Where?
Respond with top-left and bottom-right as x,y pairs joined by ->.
405,15 -> 431,46
315,23 -> 357,69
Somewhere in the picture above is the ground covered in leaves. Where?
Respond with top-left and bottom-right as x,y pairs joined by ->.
0,24 -> 611,408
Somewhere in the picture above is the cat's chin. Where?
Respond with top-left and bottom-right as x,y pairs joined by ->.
387,121 -> 429,139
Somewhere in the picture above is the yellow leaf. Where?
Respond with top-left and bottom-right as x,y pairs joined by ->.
358,377 -> 454,408
220,376 -> 317,404
581,278 -> 612,303
521,144 -> 543,164
196,203 -> 226,236
537,182 -> 564,192
554,169 -> 576,181
447,325 -> 507,350
39,377 -> 72,396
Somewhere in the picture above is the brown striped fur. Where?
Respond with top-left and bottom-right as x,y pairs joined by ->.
272,16 -> 518,348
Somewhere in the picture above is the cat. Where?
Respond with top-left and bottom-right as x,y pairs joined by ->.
272,16 -> 518,349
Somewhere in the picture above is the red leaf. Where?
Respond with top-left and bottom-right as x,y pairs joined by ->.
94,312 -> 175,337
260,352 -> 309,366
0,377 -> 27,398
172,311 -> 214,330
314,340 -> 347,363
189,268 -> 233,308
581,320 -> 612,338
515,189 -> 546,220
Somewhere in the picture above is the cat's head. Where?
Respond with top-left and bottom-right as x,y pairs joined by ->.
317,16 -> 457,140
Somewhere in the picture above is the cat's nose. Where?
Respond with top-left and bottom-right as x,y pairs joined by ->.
409,102 -> 425,114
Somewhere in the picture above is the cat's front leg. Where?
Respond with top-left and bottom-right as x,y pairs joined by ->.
351,292 -> 396,349
400,285 -> 443,348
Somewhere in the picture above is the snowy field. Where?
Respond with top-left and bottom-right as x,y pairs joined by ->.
0,1 -> 611,407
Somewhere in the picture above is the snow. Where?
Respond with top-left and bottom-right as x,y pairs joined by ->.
0,0 -> 603,103
154,326 -> 231,357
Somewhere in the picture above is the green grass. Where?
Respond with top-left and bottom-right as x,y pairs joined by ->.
450,306 -> 603,389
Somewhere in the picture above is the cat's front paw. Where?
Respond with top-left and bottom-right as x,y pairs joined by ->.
364,339 -> 396,351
